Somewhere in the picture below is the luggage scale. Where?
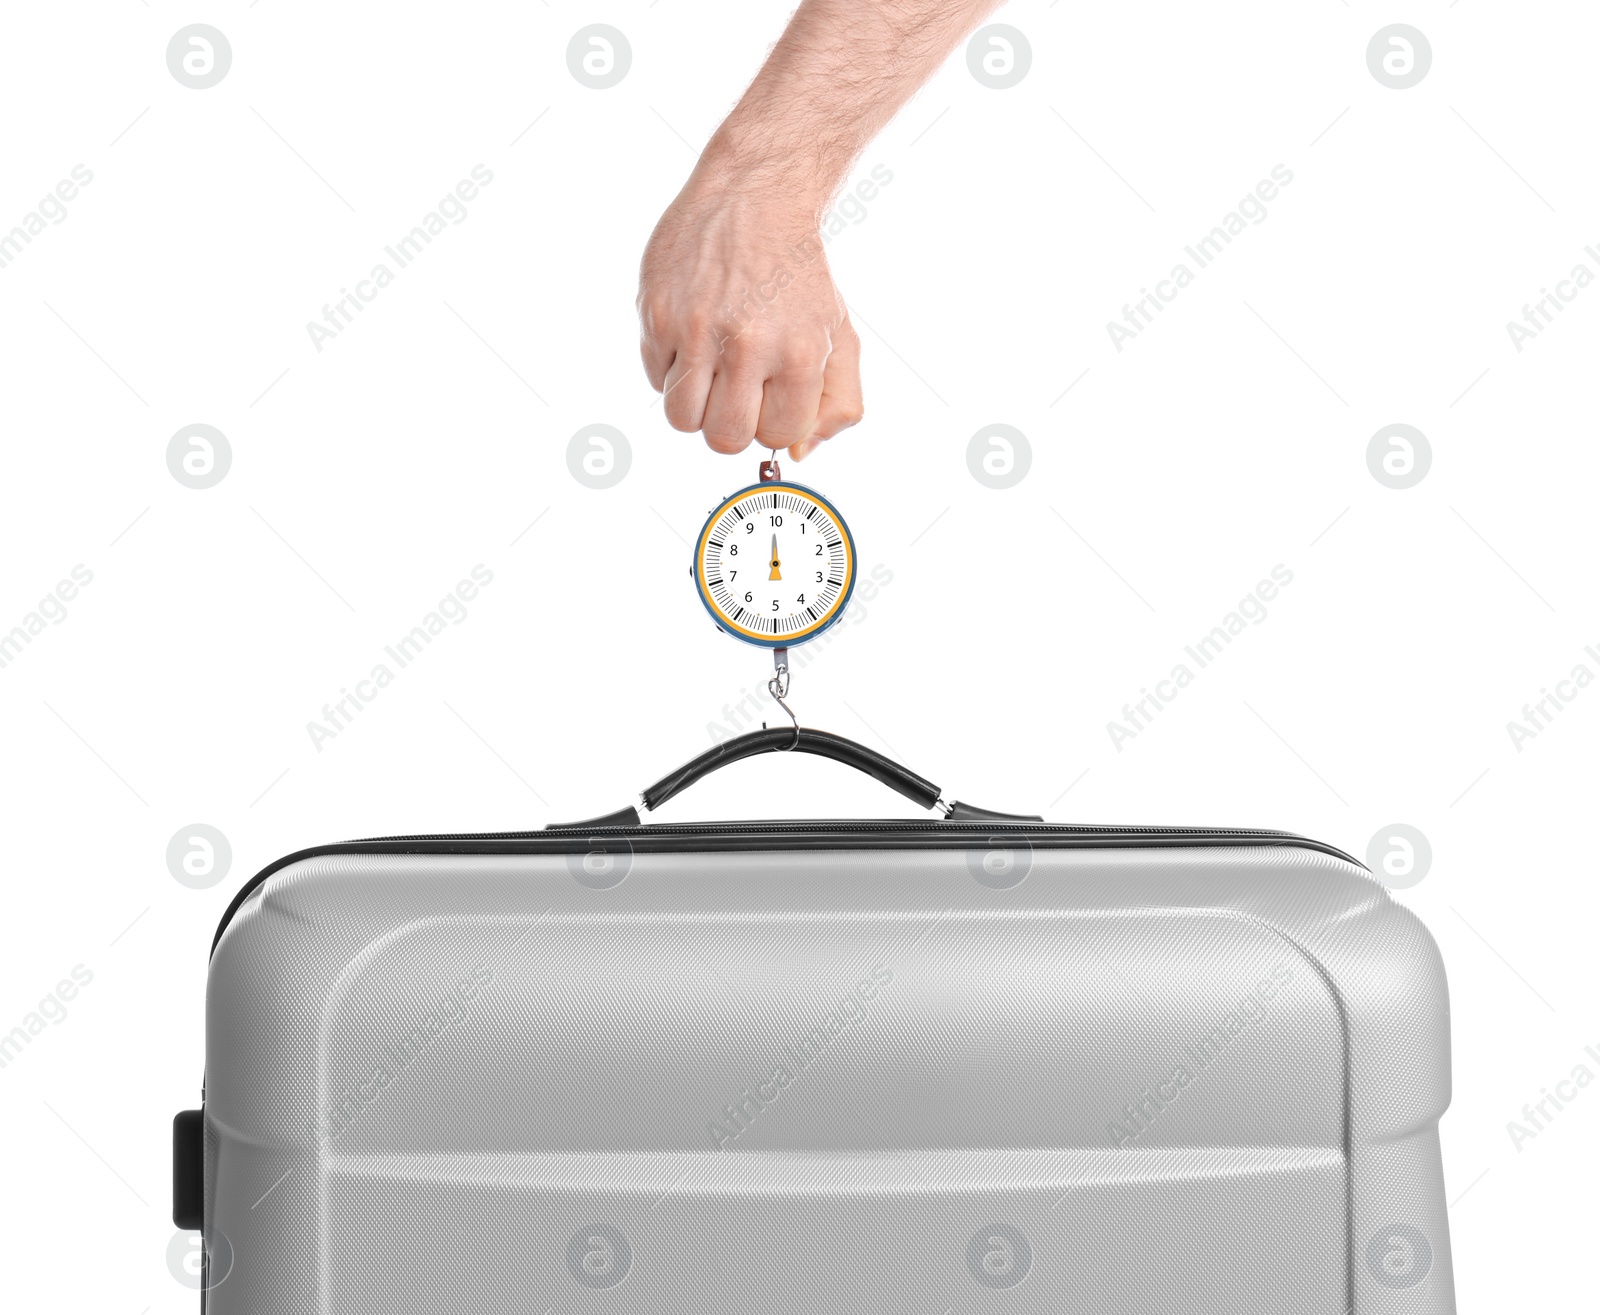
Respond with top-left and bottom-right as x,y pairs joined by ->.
690,455 -> 857,744
678,453 -> 1037,822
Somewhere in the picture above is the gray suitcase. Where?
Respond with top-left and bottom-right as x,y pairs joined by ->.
174,728 -> 1455,1313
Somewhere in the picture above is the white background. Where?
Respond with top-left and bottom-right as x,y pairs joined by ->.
1,2 -> 1596,1309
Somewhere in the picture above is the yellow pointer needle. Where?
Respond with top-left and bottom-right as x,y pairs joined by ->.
768,533 -> 782,581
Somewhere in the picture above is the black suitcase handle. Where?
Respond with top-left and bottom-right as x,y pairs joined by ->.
555,727 -> 1041,826
646,727 -> 941,811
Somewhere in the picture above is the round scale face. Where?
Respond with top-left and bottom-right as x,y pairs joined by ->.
693,482 -> 856,647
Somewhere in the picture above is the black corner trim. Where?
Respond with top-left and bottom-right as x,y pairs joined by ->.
173,1109 -> 204,1229
547,805 -> 642,830
943,800 -> 1044,823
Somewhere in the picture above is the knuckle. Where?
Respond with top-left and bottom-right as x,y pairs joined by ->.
671,347 -> 712,377
639,341 -> 668,376
682,310 -> 714,343
636,293 -> 672,336
780,344 -> 828,376
717,332 -> 761,371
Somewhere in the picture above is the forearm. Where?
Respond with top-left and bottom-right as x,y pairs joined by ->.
696,0 -> 1003,216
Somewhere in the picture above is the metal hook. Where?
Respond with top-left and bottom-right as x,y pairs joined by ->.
758,455 -> 782,483
767,646 -> 799,749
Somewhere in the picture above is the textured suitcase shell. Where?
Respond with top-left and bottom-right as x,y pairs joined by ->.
199,830 -> 1453,1313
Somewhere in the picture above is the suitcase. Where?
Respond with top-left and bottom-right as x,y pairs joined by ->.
174,727 -> 1455,1313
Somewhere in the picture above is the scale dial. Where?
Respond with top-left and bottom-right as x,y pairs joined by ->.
693,482 -> 856,647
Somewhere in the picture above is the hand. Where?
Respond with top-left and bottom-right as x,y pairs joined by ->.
637,150 -> 863,462
635,0 -> 1001,461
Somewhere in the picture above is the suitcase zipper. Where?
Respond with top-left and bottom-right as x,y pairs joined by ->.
211,821 -> 1361,957
362,820 -> 1323,841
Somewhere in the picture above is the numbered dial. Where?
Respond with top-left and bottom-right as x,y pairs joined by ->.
694,483 -> 856,647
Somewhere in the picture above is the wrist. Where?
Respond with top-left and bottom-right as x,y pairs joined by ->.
692,119 -> 844,222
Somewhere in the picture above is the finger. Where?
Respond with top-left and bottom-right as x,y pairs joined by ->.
636,287 -> 676,389
700,369 -> 763,455
811,318 -> 864,440
661,355 -> 713,433
754,358 -> 826,451
788,437 -> 820,462
640,338 -> 674,392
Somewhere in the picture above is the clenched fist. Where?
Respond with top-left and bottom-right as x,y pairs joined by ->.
638,155 -> 863,463
633,0 -> 1001,462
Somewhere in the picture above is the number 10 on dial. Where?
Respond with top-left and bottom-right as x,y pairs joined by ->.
693,483 -> 856,647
